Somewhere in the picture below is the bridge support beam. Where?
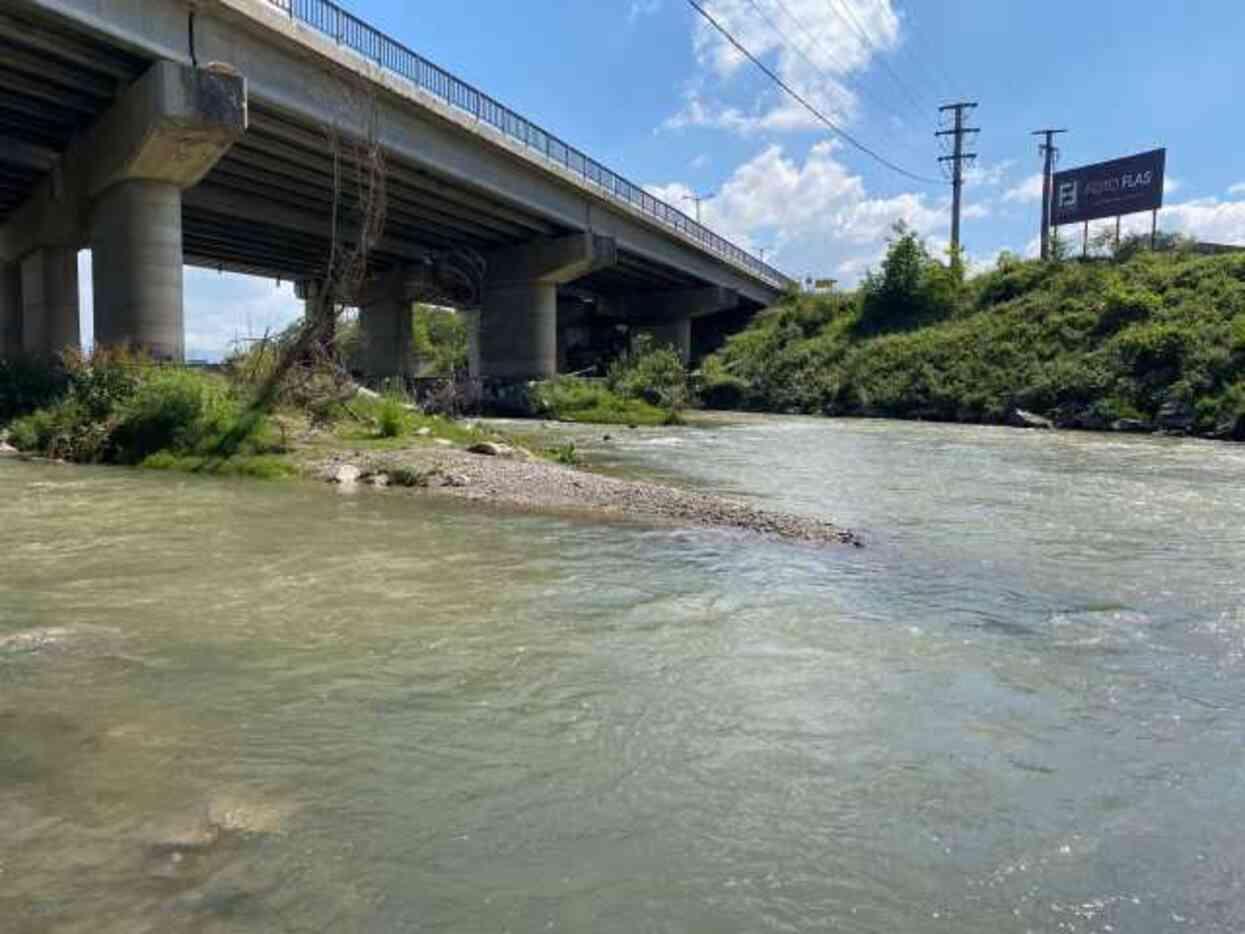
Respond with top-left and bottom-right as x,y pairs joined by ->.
21,248 -> 79,358
476,234 -> 616,380
0,261 -> 20,357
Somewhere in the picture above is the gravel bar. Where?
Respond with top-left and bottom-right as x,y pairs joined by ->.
316,446 -> 861,547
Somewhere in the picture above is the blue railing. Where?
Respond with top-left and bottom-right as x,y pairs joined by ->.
263,0 -> 793,290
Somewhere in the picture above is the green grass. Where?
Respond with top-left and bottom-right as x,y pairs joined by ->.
140,451 -> 299,479
701,247 -> 1245,439
533,376 -> 676,426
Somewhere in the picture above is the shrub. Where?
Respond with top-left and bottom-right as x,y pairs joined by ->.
376,393 -> 408,438
606,334 -> 690,411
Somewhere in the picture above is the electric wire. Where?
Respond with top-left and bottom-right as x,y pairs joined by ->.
761,0 -> 927,131
824,0 -> 933,115
740,0 -> 931,164
685,0 -> 946,186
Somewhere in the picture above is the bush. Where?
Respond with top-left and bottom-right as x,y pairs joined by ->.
534,376 -> 672,426
606,334 -> 690,411
376,393 -> 409,438
698,248 -> 1245,436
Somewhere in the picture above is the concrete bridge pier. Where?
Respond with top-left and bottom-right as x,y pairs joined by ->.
0,61 -> 246,362
91,180 -> 183,360
0,262 -> 19,356
475,234 -> 616,380
358,269 -> 415,382
20,249 -> 80,358
628,287 -> 738,364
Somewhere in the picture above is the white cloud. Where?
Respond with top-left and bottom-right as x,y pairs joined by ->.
628,0 -> 662,23
964,160 -> 1015,190
665,0 -> 904,136
648,140 -> 946,283
1164,176 -> 1183,195
1228,182 -> 1245,198
1003,173 -> 1045,204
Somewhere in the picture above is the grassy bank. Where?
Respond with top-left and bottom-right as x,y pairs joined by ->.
0,348 -> 517,477
700,230 -> 1245,439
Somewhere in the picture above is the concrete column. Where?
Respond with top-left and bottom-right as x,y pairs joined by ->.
358,293 -> 414,382
634,316 -> 692,363
478,282 -> 557,380
20,248 -> 79,357
0,261 -> 20,357
460,308 -> 481,379
479,233 -> 616,381
91,180 -> 183,360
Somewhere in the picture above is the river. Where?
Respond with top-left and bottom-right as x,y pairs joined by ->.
3,415 -> 1244,932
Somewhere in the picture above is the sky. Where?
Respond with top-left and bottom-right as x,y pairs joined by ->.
92,0 -> 1245,359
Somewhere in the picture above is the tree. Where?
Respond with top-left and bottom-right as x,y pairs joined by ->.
857,222 -> 963,334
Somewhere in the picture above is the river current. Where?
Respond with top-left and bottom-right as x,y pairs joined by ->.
2,415 -> 1244,932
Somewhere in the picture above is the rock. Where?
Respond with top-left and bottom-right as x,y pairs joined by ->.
1111,418 -> 1151,434
329,464 -> 361,484
353,385 -> 381,400
1156,400 -> 1195,432
467,441 -> 513,457
1007,408 -> 1055,430
0,441 -> 18,457
367,473 -> 390,488
440,473 -> 470,488
415,426 -> 432,437
434,438 -> 453,447
602,434 -> 613,442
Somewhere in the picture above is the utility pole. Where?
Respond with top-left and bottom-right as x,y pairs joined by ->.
936,102 -> 978,261
682,191 -> 715,224
1032,128 -> 1067,260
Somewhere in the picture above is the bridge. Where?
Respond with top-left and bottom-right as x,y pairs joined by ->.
0,0 -> 792,379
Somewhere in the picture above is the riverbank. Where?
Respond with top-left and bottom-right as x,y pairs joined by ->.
699,238 -> 1245,443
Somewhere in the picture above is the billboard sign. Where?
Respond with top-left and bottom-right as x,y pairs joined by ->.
1051,148 -> 1166,226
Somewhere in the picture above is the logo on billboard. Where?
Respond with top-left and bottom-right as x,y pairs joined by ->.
1057,180 -> 1078,211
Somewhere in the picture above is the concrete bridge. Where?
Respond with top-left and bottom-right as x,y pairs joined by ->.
0,0 -> 792,379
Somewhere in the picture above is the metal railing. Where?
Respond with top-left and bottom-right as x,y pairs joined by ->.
263,0 -> 793,290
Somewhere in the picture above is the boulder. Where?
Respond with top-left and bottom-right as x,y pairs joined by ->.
415,426 -> 432,437
329,464 -> 361,484
440,473 -> 470,488
434,438 -> 453,447
366,473 -> 390,488
1007,408 -> 1054,430
1111,418 -> 1151,434
1156,400 -> 1195,432
0,441 -> 18,457
467,441 -> 513,457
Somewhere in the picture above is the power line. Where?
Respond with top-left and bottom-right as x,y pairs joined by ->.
824,0 -> 932,116
893,2 -> 960,103
684,0 -> 946,186
761,0 -> 927,130
741,0 -> 931,163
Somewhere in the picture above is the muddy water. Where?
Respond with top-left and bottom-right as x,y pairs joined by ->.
2,416 -> 1245,932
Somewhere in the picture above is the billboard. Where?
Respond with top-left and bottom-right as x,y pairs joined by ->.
1051,149 -> 1166,226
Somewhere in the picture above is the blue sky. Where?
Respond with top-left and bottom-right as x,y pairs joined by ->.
93,0 -> 1245,359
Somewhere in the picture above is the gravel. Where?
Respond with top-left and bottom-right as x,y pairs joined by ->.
315,445 -> 860,547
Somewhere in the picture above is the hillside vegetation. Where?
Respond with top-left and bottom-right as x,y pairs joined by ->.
700,229 -> 1245,440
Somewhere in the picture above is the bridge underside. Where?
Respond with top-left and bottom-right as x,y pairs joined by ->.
0,0 -> 782,378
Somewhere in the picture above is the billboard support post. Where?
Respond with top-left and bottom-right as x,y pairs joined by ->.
1116,216 -> 1122,252
1151,209 -> 1158,250
1082,220 -> 1089,259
